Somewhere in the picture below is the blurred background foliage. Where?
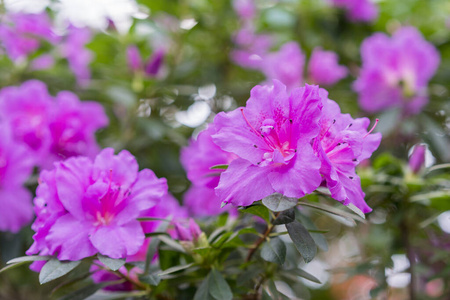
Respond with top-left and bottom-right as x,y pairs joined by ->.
0,0 -> 449,299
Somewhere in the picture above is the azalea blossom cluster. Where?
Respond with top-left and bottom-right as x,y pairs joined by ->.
0,12 -> 93,86
230,1 -> 348,90
330,0 -> 378,22
183,80 -> 381,213
354,27 -> 440,115
27,148 -> 180,261
0,80 -> 108,233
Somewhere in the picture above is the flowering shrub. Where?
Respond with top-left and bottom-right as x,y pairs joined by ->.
0,1 -> 449,300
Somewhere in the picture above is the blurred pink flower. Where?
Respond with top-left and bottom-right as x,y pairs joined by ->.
331,0 -> 378,22
308,47 -> 348,86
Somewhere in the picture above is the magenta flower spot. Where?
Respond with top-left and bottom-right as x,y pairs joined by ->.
231,27 -> 272,69
27,148 -> 168,261
91,265 -> 142,291
213,80 -> 322,207
145,49 -> 165,77
61,25 -> 93,87
174,218 -> 202,242
331,0 -> 378,22
127,45 -> 142,72
0,125 -> 34,233
0,80 -> 108,169
260,42 -> 305,91
308,48 -> 348,86
30,54 -> 55,71
232,0 -> 256,20
313,95 -> 381,213
354,27 -> 440,115
409,144 -> 426,174
0,12 -> 57,61
181,124 -> 238,216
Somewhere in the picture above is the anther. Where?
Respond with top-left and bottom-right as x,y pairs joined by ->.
253,145 -> 258,148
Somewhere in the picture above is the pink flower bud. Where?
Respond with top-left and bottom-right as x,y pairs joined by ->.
409,144 -> 426,174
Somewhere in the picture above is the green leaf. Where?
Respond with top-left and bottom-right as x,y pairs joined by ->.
292,268 -> 321,284
137,217 -> 172,222
240,204 -> 270,223
97,254 -> 126,271
158,263 -> 195,276
260,237 -> 286,265
262,193 -> 297,212
58,281 -> 122,300
7,255 -> 52,265
267,279 -> 280,299
158,235 -> 186,253
210,164 -> 228,170
296,213 -> 328,252
139,274 -> 161,286
297,202 -> 362,225
144,220 -> 170,273
346,203 -> 366,220
209,269 -> 233,300
272,208 -> 295,225
193,275 -> 215,300
286,221 -> 317,263
39,259 -> 81,284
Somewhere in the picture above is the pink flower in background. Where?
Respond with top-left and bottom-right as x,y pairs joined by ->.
331,0 -> 378,22
0,12 -> 57,61
313,95 -> 381,213
409,144 -> 427,174
27,148 -> 168,261
181,124 -> 237,216
231,27 -> 272,69
0,126 -> 34,233
61,25 -> 93,87
30,54 -> 55,71
126,45 -> 142,72
308,48 -> 348,86
232,0 -> 256,20
213,80 -> 322,206
0,80 -> 108,169
260,42 -> 305,91
145,48 -> 165,77
354,27 -> 440,115
174,218 -> 202,242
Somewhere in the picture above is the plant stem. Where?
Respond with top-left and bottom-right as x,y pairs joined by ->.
245,212 -> 280,263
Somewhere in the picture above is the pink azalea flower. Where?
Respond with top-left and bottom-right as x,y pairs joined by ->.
126,45 -> 142,72
180,124 -> 237,216
27,148 -> 168,261
0,125 -> 34,233
409,144 -> 426,174
260,42 -> 305,91
307,47 -> 348,86
232,0 -> 256,20
0,12 -> 57,61
330,0 -> 378,22
353,27 -> 440,115
60,25 -> 93,87
230,26 -> 272,69
0,80 -> 108,169
174,218 -> 202,242
313,95 -> 381,213
144,48 -> 165,77
212,80 -> 322,207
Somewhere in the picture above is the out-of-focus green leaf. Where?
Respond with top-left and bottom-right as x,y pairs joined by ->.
286,221 -> 317,263
139,274 -> 161,286
210,164 -> 228,170
209,269 -> 233,300
292,268 -> 321,284
158,263 -> 195,276
297,213 -> 328,252
57,281 -> 123,300
260,237 -> 286,265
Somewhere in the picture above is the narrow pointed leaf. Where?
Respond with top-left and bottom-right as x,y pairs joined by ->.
39,259 -> 81,284
158,263 -> 194,276
240,205 -> 270,223
286,221 -> 317,263
262,193 -> 297,212
209,269 -> 233,300
97,254 -> 126,271
292,268 -> 321,284
297,213 -> 328,251
193,274 -> 214,300
58,281 -> 123,300
260,237 -> 286,264
7,255 -> 52,265
139,274 -> 161,286
210,164 -> 228,170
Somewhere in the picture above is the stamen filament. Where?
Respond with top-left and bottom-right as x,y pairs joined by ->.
364,119 -> 379,138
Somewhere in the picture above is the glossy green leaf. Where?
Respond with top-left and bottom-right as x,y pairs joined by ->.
286,221 -> 317,263
39,259 -> 81,284
272,208 -> 296,225
292,268 -> 321,284
210,164 -> 228,170
97,254 -> 126,271
262,193 -> 297,212
240,204 -> 270,223
209,269 -> 233,300
158,263 -> 195,276
58,281 -> 122,300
